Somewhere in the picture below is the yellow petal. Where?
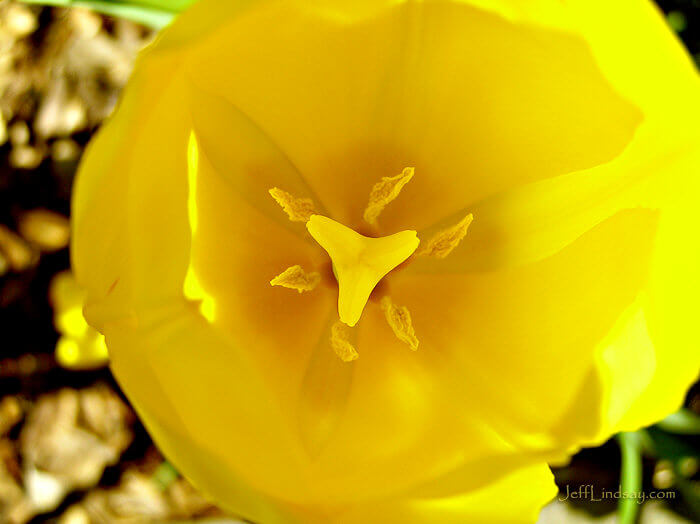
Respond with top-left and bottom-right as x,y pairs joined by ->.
392,208 -> 658,451
188,82 -> 328,238
551,153 -> 700,445
547,300 -> 657,450
339,462 -> 556,523
185,0 -> 639,231
396,0 -> 699,273
485,153 -> 700,448
104,302 -> 525,517
104,307 -> 307,524
72,49 -> 192,325
299,315 -> 356,458
411,126 -> 696,273
185,129 -> 335,416
618,159 -> 700,431
460,0 -> 699,115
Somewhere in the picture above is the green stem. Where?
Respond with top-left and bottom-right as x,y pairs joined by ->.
617,432 -> 643,524
19,0 -> 184,29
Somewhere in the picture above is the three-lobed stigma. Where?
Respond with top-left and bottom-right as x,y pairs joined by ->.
306,215 -> 419,327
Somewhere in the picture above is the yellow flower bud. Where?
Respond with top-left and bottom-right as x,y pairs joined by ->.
50,271 -> 108,370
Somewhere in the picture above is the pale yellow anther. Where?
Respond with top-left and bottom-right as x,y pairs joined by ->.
307,215 -> 419,327
418,214 -> 474,259
380,296 -> 419,351
330,321 -> 358,362
269,187 -> 316,222
363,167 -> 414,225
270,265 -> 320,293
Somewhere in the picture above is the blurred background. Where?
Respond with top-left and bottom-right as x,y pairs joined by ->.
0,0 -> 697,522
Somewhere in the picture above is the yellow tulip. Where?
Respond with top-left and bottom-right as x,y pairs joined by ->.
50,271 -> 109,370
71,0 -> 700,522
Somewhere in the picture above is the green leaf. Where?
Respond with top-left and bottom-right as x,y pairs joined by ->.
19,0 -> 195,29
104,0 -> 195,13
657,409 -> 700,435
151,460 -> 180,490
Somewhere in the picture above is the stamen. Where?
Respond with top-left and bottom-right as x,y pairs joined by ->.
330,321 -> 358,362
269,187 -> 316,222
363,167 -> 414,226
418,214 -> 473,259
270,265 -> 320,293
380,296 -> 419,351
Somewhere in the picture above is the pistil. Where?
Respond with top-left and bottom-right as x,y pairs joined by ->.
306,215 -> 419,327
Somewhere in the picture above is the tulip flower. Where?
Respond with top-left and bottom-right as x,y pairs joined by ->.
71,0 -> 700,522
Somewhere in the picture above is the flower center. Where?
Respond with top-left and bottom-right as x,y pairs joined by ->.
267,168 -> 473,361
306,214 -> 419,327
